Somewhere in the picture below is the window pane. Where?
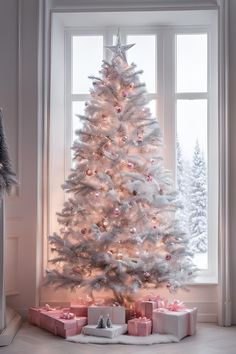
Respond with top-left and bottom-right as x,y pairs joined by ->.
176,99 -> 208,270
176,34 -> 207,93
127,35 -> 156,93
72,36 -> 103,94
72,101 -> 85,143
146,99 -> 157,118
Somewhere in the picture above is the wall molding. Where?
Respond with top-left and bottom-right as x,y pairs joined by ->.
5,236 -> 19,296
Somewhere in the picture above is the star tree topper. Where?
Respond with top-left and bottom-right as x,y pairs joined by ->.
105,30 -> 135,62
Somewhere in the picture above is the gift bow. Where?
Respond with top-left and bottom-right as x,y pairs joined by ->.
138,316 -> 150,322
43,304 -> 56,311
60,311 -> 75,319
167,300 -> 187,312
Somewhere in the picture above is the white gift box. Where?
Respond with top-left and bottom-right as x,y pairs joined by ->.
83,324 -> 127,338
152,307 -> 197,340
88,306 -> 125,325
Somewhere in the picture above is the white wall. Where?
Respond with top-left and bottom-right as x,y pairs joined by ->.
0,0 -> 235,323
0,0 -> 39,315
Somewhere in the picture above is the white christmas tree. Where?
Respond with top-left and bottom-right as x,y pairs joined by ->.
46,33 -> 196,305
189,140 -> 207,253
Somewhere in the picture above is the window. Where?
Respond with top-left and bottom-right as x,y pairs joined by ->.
49,11 -> 218,283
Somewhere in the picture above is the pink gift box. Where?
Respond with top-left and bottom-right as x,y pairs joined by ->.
40,311 -> 62,333
28,307 -> 42,326
88,306 -> 125,325
28,306 -> 61,327
152,307 -> 198,340
54,316 -> 87,338
128,318 -> 152,336
135,301 -> 159,319
70,304 -> 88,317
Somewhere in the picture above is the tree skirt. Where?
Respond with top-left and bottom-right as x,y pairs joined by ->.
66,333 -> 179,345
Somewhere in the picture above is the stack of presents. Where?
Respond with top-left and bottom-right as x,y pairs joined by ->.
28,296 -> 197,340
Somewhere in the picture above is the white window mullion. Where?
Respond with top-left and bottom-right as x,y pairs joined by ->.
156,29 -> 164,131
176,92 -> 208,100
71,94 -> 90,101
163,29 -> 176,176
65,31 -> 72,189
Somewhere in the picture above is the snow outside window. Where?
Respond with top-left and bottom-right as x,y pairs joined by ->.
49,21 -> 218,284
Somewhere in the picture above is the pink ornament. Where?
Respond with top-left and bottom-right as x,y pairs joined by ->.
95,192 -> 99,198
137,135 -> 143,143
130,227 -> 136,234
144,272 -> 150,278
146,175 -> 153,182
114,103 -> 122,113
114,208 -> 120,217
127,162 -> 134,168
165,254 -> 171,261
86,169 -> 93,176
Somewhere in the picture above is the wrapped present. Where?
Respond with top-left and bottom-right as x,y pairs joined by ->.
83,324 -> 127,338
135,295 -> 167,319
88,306 -> 125,325
127,317 -> 152,336
55,315 -> 87,338
152,305 -> 198,340
28,307 -> 42,327
28,304 -> 61,327
70,304 -> 88,317
40,311 -> 62,333
135,301 -> 157,319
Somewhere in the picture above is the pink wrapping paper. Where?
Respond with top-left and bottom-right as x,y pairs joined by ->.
40,311 -> 62,333
28,307 -> 42,326
28,305 -> 61,327
135,301 -> 158,319
88,306 -> 125,325
128,317 -> 152,336
54,316 -> 87,338
135,294 -> 167,319
152,307 -> 198,340
70,305 -> 88,317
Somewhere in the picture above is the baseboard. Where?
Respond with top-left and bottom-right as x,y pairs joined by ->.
197,313 -> 218,323
0,308 -> 22,346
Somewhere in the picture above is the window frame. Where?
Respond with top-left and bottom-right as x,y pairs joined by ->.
48,21 -> 218,285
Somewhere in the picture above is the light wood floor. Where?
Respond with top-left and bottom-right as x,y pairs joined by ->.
1,322 -> 236,354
